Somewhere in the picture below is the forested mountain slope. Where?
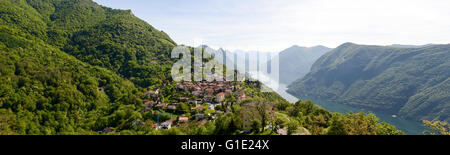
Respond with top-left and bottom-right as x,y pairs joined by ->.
287,43 -> 450,122
0,0 -> 145,134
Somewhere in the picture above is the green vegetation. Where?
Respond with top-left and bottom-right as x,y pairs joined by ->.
0,0 -> 171,134
276,100 -> 403,135
0,0 -> 403,135
0,22 -> 142,135
423,120 -> 449,135
288,42 -> 450,122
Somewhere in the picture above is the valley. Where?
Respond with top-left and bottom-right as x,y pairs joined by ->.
260,77 -> 428,135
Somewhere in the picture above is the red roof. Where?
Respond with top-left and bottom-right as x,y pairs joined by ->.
179,117 -> 189,121
217,92 -> 225,96
144,100 -> 155,105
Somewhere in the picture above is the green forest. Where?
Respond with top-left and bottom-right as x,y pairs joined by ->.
287,43 -> 450,122
0,0 -> 410,135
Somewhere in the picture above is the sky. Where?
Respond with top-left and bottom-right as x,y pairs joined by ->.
93,0 -> 450,52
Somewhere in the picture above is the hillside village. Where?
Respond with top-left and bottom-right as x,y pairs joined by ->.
124,80 -> 253,131
97,77 -> 311,135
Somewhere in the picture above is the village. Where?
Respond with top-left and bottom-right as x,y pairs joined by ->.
140,80 -> 249,130
100,79 -> 286,135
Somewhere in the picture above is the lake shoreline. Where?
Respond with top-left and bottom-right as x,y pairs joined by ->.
273,83 -> 427,135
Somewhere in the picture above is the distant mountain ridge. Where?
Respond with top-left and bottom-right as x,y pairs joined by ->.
199,45 -> 276,79
387,44 -> 436,48
287,42 -> 450,122
201,44 -> 333,85
388,44 -> 435,48
276,45 -> 332,85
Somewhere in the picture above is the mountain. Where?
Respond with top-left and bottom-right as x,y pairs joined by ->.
0,0 -> 290,134
0,0 -> 152,134
277,45 -> 332,85
205,45 -> 332,86
200,45 -> 276,78
287,42 -> 450,122
0,0 -> 403,135
389,44 -> 434,48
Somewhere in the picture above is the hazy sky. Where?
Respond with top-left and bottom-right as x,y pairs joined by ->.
93,0 -> 450,52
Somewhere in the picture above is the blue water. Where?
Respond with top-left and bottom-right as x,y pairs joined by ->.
303,98 -> 427,135
273,84 -> 427,135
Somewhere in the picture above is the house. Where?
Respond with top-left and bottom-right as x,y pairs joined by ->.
191,105 -> 204,111
215,86 -> 225,92
160,120 -> 174,129
237,92 -> 247,102
196,105 -> 204,111
143,100 -> 155,106
145,89 -> 159,98
178,117 -> 189,124
205,88 -> 214,95
208,104 -> 216,110
132,120 -> 144,126
179,97 -> 188,102
212,111 -> 224,119
183,81 -> 193,85
198,82 -> 207,88
143,100 -> 155,112
241,102 -> 257,133
225,89 -> 233,93
194,86 -> 202,91
208,103 -> 219,110
145,91 -> 154,98
238,96 -> 247,102
103,127 -> 115,133
176,83 -> 185,90
238,91 -> 245,97
194,114 -> 209,121
277,128 -> 287,135
224,89 -> 233,96
203,95 -> 213,102
167,105 -> 177,110
192,91 -> 203,96
215,92 -> 225,103
188,100 -> 197,105
197,120 -> 208,126
155,103 -> 168,109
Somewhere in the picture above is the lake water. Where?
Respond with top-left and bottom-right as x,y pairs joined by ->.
272,83 -> 428,135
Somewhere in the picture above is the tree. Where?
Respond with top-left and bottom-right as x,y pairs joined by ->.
287,120 -> 299,135
327,114 -> 347,135
376,122 -> 404,135
213,113 -> 240,135
423,120 -> 449,135
256,102 -> 269,132
251,120 -> 262,133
